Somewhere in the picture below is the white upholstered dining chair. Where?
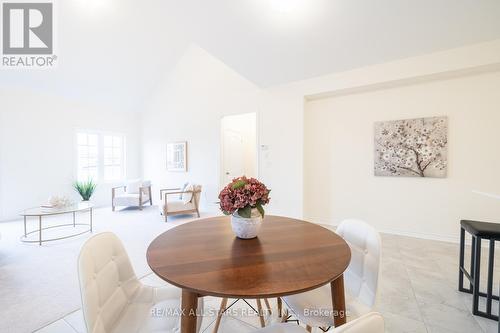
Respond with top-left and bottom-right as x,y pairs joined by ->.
252,312 -> 384,333
78,232 -> 203,333
112,179 -> 153,211
281,219 -> 381,329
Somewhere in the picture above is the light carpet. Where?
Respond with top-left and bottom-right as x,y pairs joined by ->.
0,206 -> 212,333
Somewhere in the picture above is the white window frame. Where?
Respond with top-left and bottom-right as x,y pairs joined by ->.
75,130 -> 127,183
103,134 -> 126,182
76,132 -> 99,182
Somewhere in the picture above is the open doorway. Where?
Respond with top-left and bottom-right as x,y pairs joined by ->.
220,112 -> 258,187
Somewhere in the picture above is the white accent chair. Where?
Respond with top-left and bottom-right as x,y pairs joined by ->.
282,219 -> 381,329
78,232 -> 203,333
159,184 -> 202,222
112,180 -> 152,211
252,312 -> 384,333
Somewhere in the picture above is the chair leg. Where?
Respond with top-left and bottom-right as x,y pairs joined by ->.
277,297 -> 282,317
487,239 -> 495,314
458,227 -> 465,291
306,325 -> 312,332
281,308 -> 288,323
212,298 -> 228,333
470,236 -> 476,291
264,298 -> 272,315
473,236 -> 482,315
256,299 -> 265,327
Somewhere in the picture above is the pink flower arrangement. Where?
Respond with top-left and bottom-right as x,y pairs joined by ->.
219,176 -> 271,218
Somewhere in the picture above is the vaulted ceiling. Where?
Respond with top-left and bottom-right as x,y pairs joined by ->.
1,0 -> 500,111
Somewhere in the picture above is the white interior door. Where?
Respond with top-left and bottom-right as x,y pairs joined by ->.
223,129 -> 245,183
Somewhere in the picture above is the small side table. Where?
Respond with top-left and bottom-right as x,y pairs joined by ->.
459,220 -> 500,320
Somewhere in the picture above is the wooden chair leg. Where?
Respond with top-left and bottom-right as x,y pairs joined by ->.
264,298 -> 272,314
256,299 -> 265,327
277,297 -> 282,317
306,325 -> 312,332
281,308 -> 288,323
212,298 -> 228,333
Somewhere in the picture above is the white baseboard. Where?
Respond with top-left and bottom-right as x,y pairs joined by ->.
375,227 -> 459,243
311,219 -> 496,247
306,217 -> 460,244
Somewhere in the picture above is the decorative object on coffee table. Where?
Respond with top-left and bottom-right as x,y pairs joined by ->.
73,179 -> 97,201
45,195 -> 72,208
374,116 -> 448,177
219,176 -> 270,239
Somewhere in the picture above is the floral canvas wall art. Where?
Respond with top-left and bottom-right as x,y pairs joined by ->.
374,116 -> 448,178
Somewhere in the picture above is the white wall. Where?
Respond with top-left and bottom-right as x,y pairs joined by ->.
141,40 -> 500,233
0,89 -> 141,221
258,89 -> 305,217
141,44 -> 308,218
4,38 -> 497,240
141,45 -> 262,212
13,38 -> 491,237
259,39 -> 500,240
304,71 -> 500,241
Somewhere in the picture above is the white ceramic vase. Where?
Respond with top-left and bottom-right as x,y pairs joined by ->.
231,208 -> 263,239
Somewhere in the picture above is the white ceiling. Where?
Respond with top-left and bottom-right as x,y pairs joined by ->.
1,0 -> 500,111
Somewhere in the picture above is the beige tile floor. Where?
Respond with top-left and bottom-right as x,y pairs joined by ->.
33,231 -> 500,333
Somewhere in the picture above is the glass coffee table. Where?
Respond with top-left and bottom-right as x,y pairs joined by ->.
20,202 -> 93,245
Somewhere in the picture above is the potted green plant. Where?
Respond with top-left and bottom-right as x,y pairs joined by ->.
73,179 -> 97,201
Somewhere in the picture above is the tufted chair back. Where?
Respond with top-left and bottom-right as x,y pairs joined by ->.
336,219 -> 381,309
78,232 -> 141,333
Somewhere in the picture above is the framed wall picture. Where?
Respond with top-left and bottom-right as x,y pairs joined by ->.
374,116 -> 448,178
166,141 -> 187,172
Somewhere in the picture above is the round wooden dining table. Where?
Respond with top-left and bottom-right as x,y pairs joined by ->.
146,215 -> 351,333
